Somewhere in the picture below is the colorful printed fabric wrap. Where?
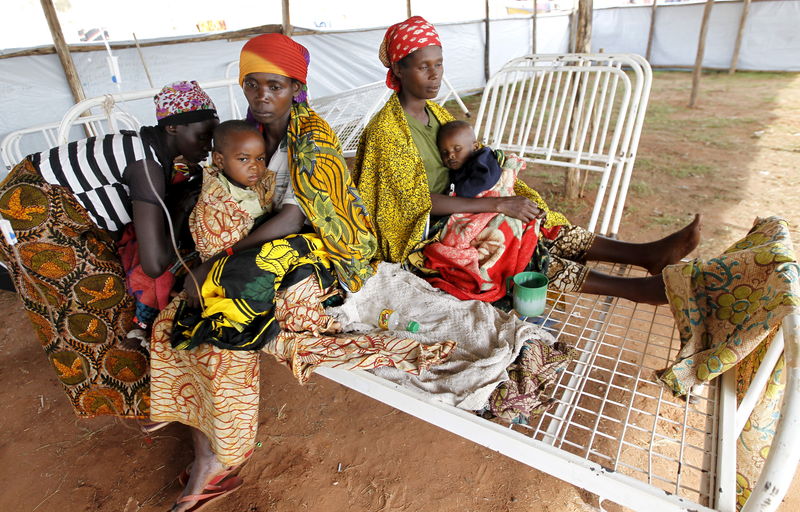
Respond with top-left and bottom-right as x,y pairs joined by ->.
0,158 -> 149,418
247,101 -> 377,291
659,216 -> 799,395
267,274 -> 455,383
379,16 -> 442,91
423,153 -> 541,302
154,80 -> 218,126
353,92 -> 569,264
172,233 -> 336,351
189,164 -> 276,262
658,216 -> 799,510
486,340 -> 574,423
239,33 -> 310,103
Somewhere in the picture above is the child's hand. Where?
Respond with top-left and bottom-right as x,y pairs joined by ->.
494,197 -> 545,223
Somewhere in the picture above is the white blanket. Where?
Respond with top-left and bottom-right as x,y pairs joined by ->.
328,263 -> 557,410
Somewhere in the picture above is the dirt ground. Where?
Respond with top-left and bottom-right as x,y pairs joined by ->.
1,70 -> 798,512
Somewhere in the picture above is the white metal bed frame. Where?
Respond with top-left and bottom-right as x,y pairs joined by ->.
474,54 -> 651,238
8,54 -> 799,511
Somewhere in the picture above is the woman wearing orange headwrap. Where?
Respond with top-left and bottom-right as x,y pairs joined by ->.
149,33 -> 378,512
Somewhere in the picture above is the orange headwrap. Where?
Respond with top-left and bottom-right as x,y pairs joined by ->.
379,16 -> 442,91
239,33 -> 310,87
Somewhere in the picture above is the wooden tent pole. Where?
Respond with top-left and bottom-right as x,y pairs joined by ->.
282,0 -> 292,35
645,0 -> 657,62
729,0 -> 751,74
532,0 -> 537,54
39,0 -> 85,104
406,0 -> 412,18
566,0 -> 592,199
689,0 -> 715,108
484,0 -> 490,82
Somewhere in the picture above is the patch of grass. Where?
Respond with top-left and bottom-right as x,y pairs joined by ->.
629,181 -> 653,196
634,157 -> 658,172
692,116 -> 758,130
666,163 -> 714,178
684,129 -> 735,149
644,102 -> 678,129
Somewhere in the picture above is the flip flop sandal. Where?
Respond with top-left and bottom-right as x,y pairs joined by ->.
175,475 -> 243,512
177,447 -> 255,487
140,421 -> 171,434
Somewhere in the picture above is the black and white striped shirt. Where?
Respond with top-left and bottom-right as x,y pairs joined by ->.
28,130 -> 163,232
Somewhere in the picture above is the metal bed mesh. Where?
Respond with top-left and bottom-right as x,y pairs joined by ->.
513,261 -> 719,508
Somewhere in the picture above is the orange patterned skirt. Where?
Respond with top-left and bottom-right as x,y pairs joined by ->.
0,159 -> 148,418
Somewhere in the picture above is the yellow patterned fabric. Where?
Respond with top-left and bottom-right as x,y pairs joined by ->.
659,216 -> 800,510
353,93 -> 568,263
286,102 -> 376,291
660,217 -> 799,395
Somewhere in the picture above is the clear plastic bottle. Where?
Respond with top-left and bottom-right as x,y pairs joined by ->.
377,308 -> 420,333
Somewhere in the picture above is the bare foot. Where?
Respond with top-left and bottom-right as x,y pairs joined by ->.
170,454 -> 227,512
170,427 -> 238,512
645,214 -> 702,275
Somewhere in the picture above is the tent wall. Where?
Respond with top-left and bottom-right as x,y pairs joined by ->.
593,0 -> 800,70
2,0 -> 799,157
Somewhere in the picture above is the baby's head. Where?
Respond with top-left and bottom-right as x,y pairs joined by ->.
437,120 -> 479,171
211,120 -> 266,188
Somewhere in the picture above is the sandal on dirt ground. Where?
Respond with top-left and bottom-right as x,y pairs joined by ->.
177,447 -> 255,487
174,475 -> 243,512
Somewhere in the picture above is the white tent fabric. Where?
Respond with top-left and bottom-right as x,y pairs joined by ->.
1,0 -> 799,158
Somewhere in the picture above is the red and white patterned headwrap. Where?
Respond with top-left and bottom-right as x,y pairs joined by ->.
379,16 -> 442,91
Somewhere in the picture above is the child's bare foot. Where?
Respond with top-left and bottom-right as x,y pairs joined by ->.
645,214 -> 702,275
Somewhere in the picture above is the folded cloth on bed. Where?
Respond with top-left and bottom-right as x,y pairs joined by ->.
659,216 -> 799,396
329,262 -> 568,410
423,153 -> 541,302
266,273 -> 456,383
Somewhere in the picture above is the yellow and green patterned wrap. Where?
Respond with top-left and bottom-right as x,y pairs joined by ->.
287,102 -> 376,291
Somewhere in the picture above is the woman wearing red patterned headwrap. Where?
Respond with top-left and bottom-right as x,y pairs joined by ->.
354,16 -> 701,305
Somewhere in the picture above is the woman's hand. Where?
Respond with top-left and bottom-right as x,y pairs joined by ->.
183,260 -> 213,308
493,196 -> 546,223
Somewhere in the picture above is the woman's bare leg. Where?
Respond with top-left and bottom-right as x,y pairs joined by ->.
580,270 -> 667,305
585,214 -> 702,275
170,427 -> 227,512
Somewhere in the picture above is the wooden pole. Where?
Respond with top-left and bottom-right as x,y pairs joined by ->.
574,0 -> 593,53
729,0 -> 751,74
645,0 -> 657,62
39,0 -> 85,104
566,0 -> 592,199
532,0 -> 537,54
689,0 -> 715,108
406,0 -> 412,18
484,0 -> 491,82
282,0 -> 292,36
132,33 -> 154,89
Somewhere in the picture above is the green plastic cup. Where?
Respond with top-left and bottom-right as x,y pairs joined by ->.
511,271 -> 548,317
